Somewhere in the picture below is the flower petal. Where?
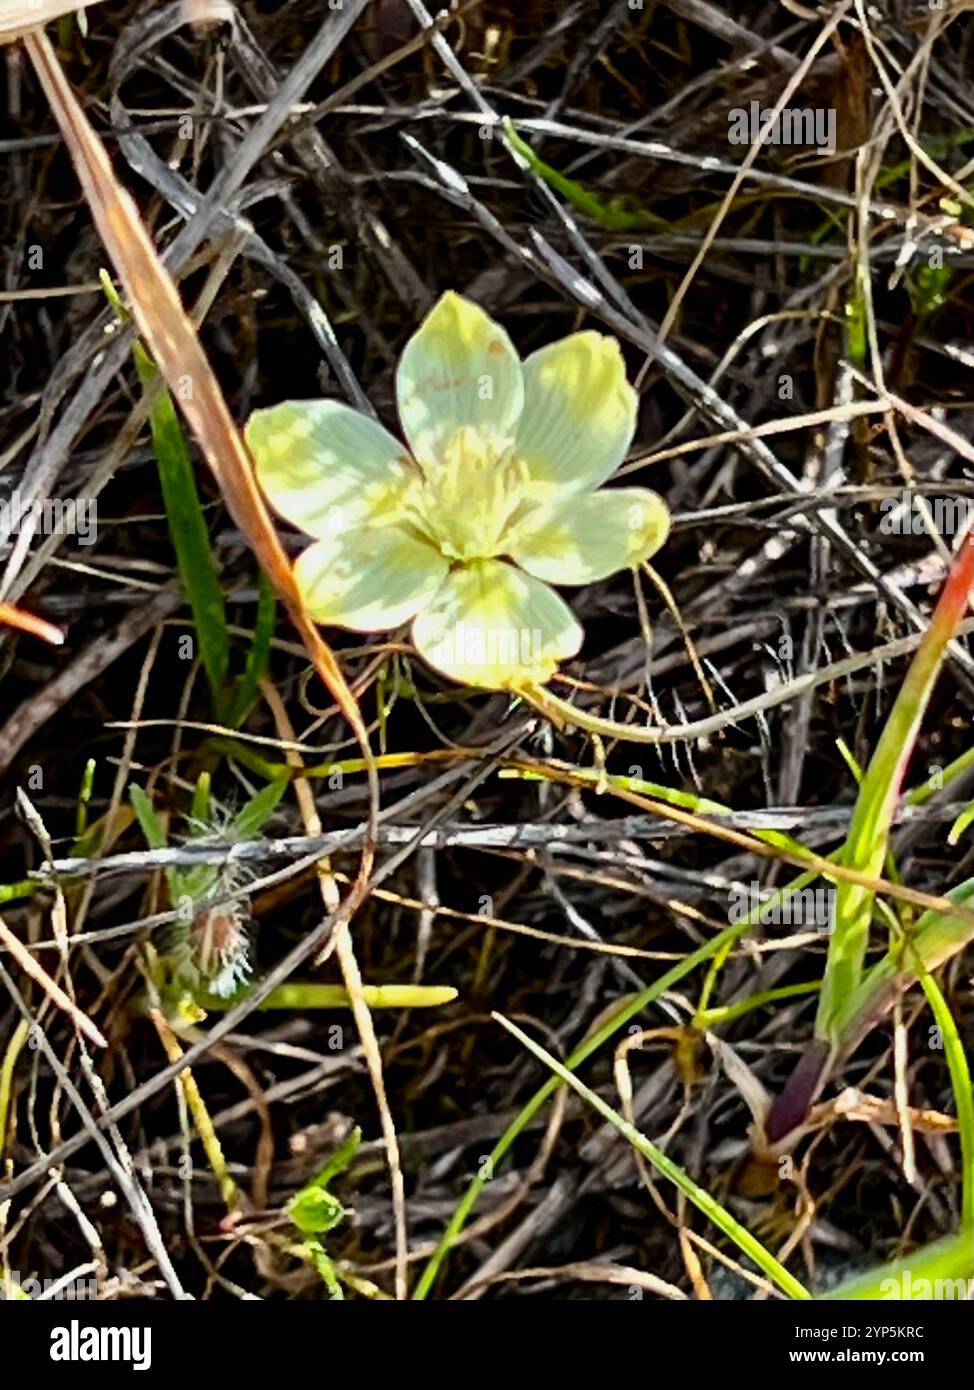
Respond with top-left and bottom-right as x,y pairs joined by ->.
396,292 -> 524,466
515,332 -> 637,492
294,525 -> 448,632
247,400 -> 412,539
510,487 -> 671,585
411,559 -> 582,689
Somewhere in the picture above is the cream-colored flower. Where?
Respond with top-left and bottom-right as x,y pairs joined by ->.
246,292 -> 669,690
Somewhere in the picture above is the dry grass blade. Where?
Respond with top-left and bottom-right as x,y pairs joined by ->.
0,600 -> 63,645
19,29 -> 378,861
0,912 -> 107,1049
651,0 -> 852,358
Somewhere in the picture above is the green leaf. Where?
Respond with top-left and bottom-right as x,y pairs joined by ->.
137,349 -> 230,703
504,119 -> 664,231
225,569 -> 276,729
915,967 -> 974,1231
289,1188 -> 344,1238
129,784 -> 168,852
832,873 -> 974,1235
288,1126 -> 360,1237
948,801 -> 974,846
834,878 -> 974,1059
227,777 -> 287,841
102,272 -> 230,705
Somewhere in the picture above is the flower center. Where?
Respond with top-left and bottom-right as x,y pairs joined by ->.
407,426 -> 529,562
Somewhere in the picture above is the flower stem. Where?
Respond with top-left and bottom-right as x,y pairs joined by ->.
517,680 -> 673,743
519,606 -> 974,746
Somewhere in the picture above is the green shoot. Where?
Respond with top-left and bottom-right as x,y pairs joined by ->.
287,1127 -> 361,1299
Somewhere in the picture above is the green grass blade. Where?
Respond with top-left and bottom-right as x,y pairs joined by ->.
310,1124 -> 361,1192
695,980 -> 820,1029
834,878 -> 974,1060
416,855 -> 835,1299
135,342 -> 230,702
504,119 -> 663,231
225,569 -> 276,728
494,1012 -> 810,1300
817,536 -> 974,1042
101,272 -> 230,704
914,967 -> 974,1230
414,914 -> 755,1298
907,742 -> 974,805
822,1231 -> 973,1300
129,784 -> 167,852
226,776 -> 287,841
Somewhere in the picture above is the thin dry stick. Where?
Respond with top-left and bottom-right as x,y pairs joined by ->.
259,678 -> 409,1301
528,614 -> 974,746
0,587 -> 182,778
648,0 -> 853,363
854,0 -> 974,217
0,915 -> 107,1050
511,755 -> 974,932
618,398 -> 890,475
642,562 -> 715,715
149,1009 -> 238,1214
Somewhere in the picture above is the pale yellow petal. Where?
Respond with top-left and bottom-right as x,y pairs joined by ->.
516,332 -> 637,492
510,487 -> 670,585
247,400 -> 412,539
411,559 -> 582,689
294,525 -> 448,632
396,292 -> 523,466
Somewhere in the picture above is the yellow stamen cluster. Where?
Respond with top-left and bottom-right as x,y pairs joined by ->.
405,425 -> 530,562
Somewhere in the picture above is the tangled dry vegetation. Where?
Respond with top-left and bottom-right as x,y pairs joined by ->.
2,0 -> 974,1302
